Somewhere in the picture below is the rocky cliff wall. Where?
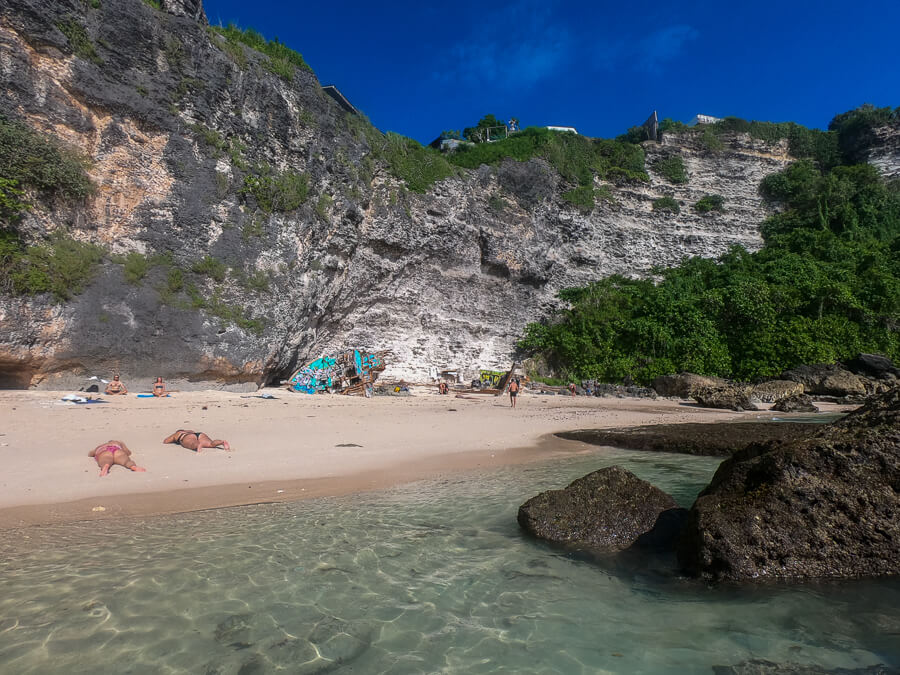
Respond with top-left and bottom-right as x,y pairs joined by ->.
0,0 -> 809,389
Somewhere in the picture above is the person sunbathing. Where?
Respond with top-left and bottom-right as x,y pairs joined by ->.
104,374 -> 128,395
163,429 -> 231,453
152,377 -> 168,397
88,440 -> 146,477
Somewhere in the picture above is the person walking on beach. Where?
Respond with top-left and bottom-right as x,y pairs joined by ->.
508,377 -> 520,408
152,377 -> 168,397
88,440 -> 146,477
104,374 -> 128,395
163,429 -> 231,453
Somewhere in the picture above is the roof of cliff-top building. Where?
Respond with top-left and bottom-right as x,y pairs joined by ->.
322,86 -> 358,115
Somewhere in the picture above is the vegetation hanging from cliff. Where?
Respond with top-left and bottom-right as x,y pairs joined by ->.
0,116 -> 94,222
0,230 -> 104,301
519,108 -> 900,384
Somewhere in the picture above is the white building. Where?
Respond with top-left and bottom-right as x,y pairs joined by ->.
688,114 -> 722,126
546,126 -> 578,134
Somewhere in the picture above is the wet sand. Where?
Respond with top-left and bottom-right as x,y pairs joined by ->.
0,389 -> 826,528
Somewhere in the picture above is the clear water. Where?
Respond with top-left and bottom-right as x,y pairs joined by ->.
1,448 -> 898,675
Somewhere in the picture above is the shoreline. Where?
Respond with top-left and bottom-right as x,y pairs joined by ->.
0,389 -> 846,530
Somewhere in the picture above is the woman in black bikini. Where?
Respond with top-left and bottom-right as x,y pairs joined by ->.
163,430 -> 231,453
88,440 -> 147,477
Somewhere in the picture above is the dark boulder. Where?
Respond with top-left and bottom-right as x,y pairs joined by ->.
845,353 -> 900,380
771,394 -> 819,413
653,372 -> 727,398
693,384 -> 759,411
678,387 -> 900,581
518,466 -> 679,552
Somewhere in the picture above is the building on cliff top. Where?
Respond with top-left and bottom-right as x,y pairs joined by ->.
689,114 -> 722,126
545,125 -> 578,134
321,85 -> 358,115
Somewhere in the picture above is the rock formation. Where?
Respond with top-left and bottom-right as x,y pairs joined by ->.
0,0 -> 805,389
770,394 -> 818,413
781,364 -> 869,398
517,466 -> 681,552
652,372 -> 728,398
750,380 -> 804,403
693,384 -> 760,411
678,387 -> 900,581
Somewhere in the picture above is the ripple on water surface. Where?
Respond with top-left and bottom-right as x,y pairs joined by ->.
0,448 -> 898,674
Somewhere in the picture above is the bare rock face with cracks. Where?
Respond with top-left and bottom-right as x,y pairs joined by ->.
0,0 -> 892,390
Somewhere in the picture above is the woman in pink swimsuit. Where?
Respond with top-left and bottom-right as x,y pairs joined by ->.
88,440 -> 147,477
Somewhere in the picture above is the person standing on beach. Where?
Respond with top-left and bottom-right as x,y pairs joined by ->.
568,382 -> 576,396
509,378 -> 520,408
104,374 -> 127,395
88,440 -> 146,477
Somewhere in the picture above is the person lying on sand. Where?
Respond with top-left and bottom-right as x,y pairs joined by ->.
163,430 -> 231,453
88,440 -> 146,477
104,374 -> 127,395
152,377 -> 168,397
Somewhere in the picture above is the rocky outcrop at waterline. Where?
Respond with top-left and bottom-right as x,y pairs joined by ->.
0,0 -> 807,389
517,466 -> 682,552
558,421 -> 818,457
677,387 -> 900,582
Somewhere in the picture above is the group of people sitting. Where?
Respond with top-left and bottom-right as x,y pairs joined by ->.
89,430 -> 231,476
104,375 -> 169,397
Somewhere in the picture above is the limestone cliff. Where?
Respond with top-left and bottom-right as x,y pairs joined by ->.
0,0 -> 880,389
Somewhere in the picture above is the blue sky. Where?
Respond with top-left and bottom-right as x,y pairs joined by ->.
203,0 -> 900,144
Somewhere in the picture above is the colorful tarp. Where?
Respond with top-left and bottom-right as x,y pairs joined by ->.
287,350 -> 387,395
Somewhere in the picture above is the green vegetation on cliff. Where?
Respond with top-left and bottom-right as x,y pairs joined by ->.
0,230 -> 104,301
449,126 -> 648,187
519,106 -> 900,384
663,115 -> 842,169
0,116 -> 94,221
209,23 -> 313,80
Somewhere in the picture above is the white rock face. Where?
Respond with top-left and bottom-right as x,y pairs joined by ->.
310,132 -> 792,383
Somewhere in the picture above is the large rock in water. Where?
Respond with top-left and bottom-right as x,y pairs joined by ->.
678,387 -> 900,581
517,466 -> 680,552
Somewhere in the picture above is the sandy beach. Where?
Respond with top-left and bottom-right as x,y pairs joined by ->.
0,388 -> 798,529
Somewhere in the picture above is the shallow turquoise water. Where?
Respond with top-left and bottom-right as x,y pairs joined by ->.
1,448 -> 898,674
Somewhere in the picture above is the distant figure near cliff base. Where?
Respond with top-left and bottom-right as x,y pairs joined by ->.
88,440 -> 146,477
509,378 -> 520,408
164,430 -> 231,453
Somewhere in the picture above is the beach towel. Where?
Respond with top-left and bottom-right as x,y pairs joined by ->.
136,393 -> 170,398
61,394 -> 106,404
